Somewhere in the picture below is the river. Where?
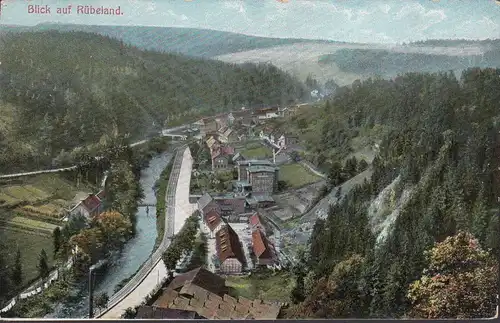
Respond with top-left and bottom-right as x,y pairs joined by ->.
46,151 -> 173,318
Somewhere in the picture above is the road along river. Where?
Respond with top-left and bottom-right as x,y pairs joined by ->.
45,151 -> 173,318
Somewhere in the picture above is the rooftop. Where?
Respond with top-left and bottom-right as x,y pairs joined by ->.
152,267 -> 282,320
252,230 -> 276,260
249,213 -> 262,227
82,194 -> 101,212
215,224 -> 246,265
166,267 -> 228,297
197,193 -> 213,211
204,209 -> 222,232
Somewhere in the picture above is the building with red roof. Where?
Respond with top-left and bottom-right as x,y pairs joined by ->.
249,213 -> 264,232
215,225 -> 246,274
203,208 -> 224,238
69,193 -> 102,220
251,230 -> 277,266
211,144 -> 235,170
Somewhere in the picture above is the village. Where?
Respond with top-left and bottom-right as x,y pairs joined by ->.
132,104 -> 327,320
186,104 -> 321,274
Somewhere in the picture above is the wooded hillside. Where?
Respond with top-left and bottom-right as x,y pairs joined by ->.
0,30 -> 308,172
286,68 -> 500,318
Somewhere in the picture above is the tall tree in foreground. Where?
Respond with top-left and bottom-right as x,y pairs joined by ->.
12,248 -> 23,285
53,227 -> 62,257
0,250 -> 11,301
407,231 -> 498,319
37,249 -> 50,279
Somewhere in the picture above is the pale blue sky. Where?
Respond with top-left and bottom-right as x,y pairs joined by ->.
1,0 -> 500,44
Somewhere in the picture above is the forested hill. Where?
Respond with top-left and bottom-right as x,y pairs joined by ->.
0,30 -> 308,172
0,24 -> 316,58
285,69 -> 500,319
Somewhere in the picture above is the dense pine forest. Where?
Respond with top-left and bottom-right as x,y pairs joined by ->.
0,30 -> 308,172
286,68 -> 500,318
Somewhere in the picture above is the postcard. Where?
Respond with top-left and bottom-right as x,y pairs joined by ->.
0,0 -> 499,320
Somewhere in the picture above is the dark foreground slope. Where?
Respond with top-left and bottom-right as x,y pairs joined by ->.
0,30 -> 308,172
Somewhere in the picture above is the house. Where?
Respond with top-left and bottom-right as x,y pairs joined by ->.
206,136 -> 221,151
246,195 -> 275,209
211,145 -> 235,170
246,165 -> 279,195
213,195 -> 246,216
254,106 -> 280,120
219,127 -> 238,143
203,208 -> 224,238
152,267 -> 282,319
215,224 -> 246,274
240,116 -> 255,128
275,132 -> 299,149
69,193 -> 102,220
197,118 -> 218,137
236,159 -> 275,182
197,193 -> 221,215
278,106 -> 293,118
155,268 -> 229,302
135,306 -> 204,319
249,213 -> 264,232
215,117 -> 228,130
252,230 -> 277,266
212,149 -> 230,170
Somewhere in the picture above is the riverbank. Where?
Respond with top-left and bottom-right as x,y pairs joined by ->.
154,159 -> 174,249
2,141 -> 173,318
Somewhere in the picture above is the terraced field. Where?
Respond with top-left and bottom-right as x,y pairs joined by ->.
7,216 -> 59,233
0,173 -> 95,291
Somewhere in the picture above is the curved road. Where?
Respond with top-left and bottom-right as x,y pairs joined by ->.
97,145 -> 191,318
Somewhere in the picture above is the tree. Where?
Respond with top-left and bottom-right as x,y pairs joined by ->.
407,231 -> 498,319
70,228 -> 105,264
122,307 -> 136,319
0,250 -> 10,301
95,292 -> 109,310
288,254 -> 366,318
12,248 -> 23,285
95,211 -> 133,250
344,157 -> 358,177
328,162 -> 343,186
53,227 -> 62,257
38,249 -> 50,279
324,79 -> 339,94
358,159 -> 369,172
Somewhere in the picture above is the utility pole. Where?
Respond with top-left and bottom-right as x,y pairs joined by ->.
88,267 -> 94,318
88,260 -> 106,318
